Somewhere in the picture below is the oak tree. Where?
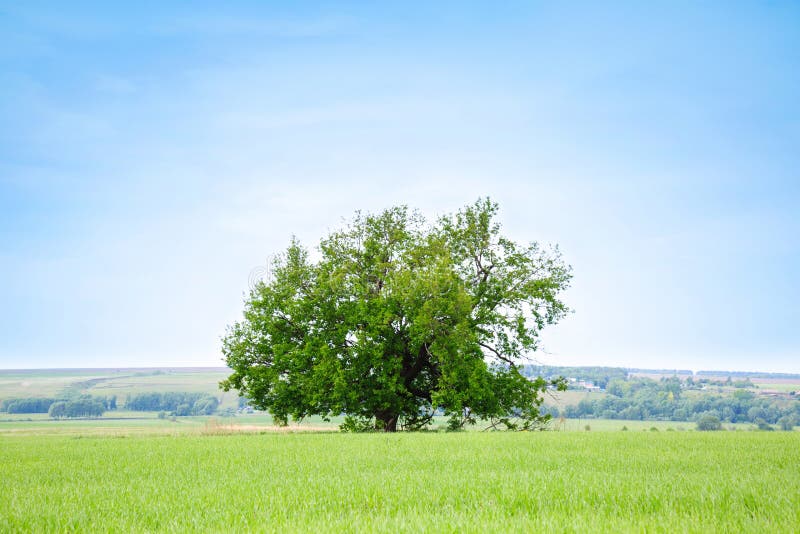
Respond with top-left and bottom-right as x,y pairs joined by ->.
221,199 -> 571,431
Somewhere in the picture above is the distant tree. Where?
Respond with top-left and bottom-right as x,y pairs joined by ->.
192,395 -> 219,416
125,392 -> 208,412
63,396 -> 105,418
6,398 -> 57,414
48,401 -> 67,419
778,415 -> 796,431
606,379 -> 630,398
660,377 -> 681,399
754,418 -> 773,431
672,408 -> 688,421
619,406 -> 643,421
221,200 -> 571,431
747,406 -> 766,422
696,414 -> 722,431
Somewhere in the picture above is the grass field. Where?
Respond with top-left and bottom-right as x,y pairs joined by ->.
1,431 -> 798,532
2,368 -> 798,531
553,418 -> 759,432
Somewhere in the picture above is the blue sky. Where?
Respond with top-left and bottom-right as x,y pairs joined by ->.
1,1 -> 798,372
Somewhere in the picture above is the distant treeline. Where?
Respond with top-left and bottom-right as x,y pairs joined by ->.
1,395 -> 117,414
48,396 -> 106,418
1,398 -> 56,413
546,377 -> 800,428
124,392 -> 219,415
2,391 -> 220,417
524,365 -> 800,385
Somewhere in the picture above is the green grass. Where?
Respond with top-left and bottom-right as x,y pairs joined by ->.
555,418 -> 760,432
1,432 -> 798,532
2,369 -> 797,531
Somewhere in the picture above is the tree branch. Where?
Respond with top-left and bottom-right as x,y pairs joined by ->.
478,341 -> 515,366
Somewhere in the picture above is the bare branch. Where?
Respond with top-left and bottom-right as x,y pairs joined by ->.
478,341 -> 515,365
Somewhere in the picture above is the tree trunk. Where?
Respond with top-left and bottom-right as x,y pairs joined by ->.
376,412 -> 398,432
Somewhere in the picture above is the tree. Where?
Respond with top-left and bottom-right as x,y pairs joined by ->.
754,418 -> 773,431
221,199 -> 571,431
63,396 -> 105,418
5,398 -> 57,414
747,406 -> 766,422
777,415 -> 796,431
48,401 -> 67,419
696,413 -> 722,431
192,395 -> 219,415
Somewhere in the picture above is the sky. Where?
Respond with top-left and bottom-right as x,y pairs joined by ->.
1,1 -> 798,372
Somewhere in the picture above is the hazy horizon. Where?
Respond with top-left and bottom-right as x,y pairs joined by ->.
2,2 -> 798,373
1,364 -> 798,376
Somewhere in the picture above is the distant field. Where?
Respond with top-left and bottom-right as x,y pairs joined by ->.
0,411 -> 339,437
1,368 -> 796,436
752,382 -> 800,392
542,389 -> 607,407
0,411 -> 782,437
0,369 -> 111,398
1,432 -> 798,532
0,368 -> 237,409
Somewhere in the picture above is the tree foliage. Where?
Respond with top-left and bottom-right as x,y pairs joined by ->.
696,413 -> 722,431
48,401 -> 67,419
47,397 -> 105,418
3,398 -> 57,414
124,392 -> 218,415
221,199 -> 571,431
778,415 -> 797,431
559,375 -> 800,424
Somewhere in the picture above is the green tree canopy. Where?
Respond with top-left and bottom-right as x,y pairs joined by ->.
696,413 -> 723,431
221,199 -> 571,431
48,401 -> 66,419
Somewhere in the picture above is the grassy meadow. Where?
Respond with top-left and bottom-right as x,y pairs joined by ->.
1,368 -> 798,532
2,431 -> 799,532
